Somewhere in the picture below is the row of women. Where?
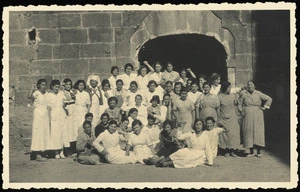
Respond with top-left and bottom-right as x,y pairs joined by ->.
28,61 -> 272,168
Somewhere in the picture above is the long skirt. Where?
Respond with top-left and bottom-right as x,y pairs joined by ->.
89,103 -> 100,129
31,106 -> 50,151
133,145 -> 154,164
169,148 -> 206,168
242,106 -> 265,148
218,115 -> 241,149
105,147 -> 137,164
199,107 -> 218,122
74,105 -> 88,139
48,108 -> 67,150
65,104 -> 76,142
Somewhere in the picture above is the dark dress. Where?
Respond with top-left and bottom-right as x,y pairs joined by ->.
156,130 -> 181,157
94,123 -> 109,138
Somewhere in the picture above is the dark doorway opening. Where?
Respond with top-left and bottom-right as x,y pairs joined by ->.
138,34 -> 228,81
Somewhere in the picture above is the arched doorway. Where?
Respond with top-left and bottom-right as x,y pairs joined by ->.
137,34 -> 228,81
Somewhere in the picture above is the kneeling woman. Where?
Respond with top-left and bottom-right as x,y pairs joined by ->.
157,119 -> 213,168
93,120 -> 137,164
126,120 -> 155,164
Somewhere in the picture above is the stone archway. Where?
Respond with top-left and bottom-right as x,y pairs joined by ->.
129,10 -> 235,83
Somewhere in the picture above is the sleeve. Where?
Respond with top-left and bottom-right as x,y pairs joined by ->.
92,132 -> 105,153
204,133 -> 213,165
177,132 -> 192,140
145,133 -> 153,146
126,133 -> 133,146
216,127 -> 225,134
190,100 -> 195,110
86,92 -> 91,105
76,133 -> 87,151
154,106 -> 167,122
214,95 -> 220,108
258,91 -> 273,109
172,100 -> 178,111
32,91 -> 39,99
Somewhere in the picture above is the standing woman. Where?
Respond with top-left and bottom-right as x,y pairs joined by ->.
47,80 -> 68,159
209,73 -> 221,95
198,74 -> 208,93
74,80 -> 91,136
218,81 -> 241,157
99,79 -> 114,117
28,79 -> 50,161
239,80 -> 272,157
121,81 -> 144,110
199,82 -> 220,122
119,63 -> 137,91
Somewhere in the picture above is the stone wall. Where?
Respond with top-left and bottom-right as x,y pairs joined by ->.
9,10 -> 254,105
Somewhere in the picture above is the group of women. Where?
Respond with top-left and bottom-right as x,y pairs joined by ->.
28,61 -> 272,168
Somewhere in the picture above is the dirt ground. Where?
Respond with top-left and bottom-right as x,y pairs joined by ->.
8,105 -> 290,183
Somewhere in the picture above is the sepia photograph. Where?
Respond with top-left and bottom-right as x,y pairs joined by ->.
2,3 -> 297,189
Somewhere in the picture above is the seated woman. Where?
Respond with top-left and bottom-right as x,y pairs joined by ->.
93,120 -> 137,164
126,120 -> 155,164
143,120 -> 182,165
143,115 -> 161,151
147,95 -> 167,125
76,121 -> 101,165
125,94 -> 148,126
117,118 -> 130,150
94,113 -> 109,138
156,119 -> 214,168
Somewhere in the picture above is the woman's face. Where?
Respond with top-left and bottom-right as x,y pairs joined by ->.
151,100 -> 158,107
109,100 -> 116,109
78,82 -> 85,92
203,84 -> 211,94
206,120 -> 214,130
39,82 -> 47,92
122,120 -> 129,128
130,83 -> 137,92
155,63 -> 162,73
102,83 -> 110,91
108,123 -> 117,134
101,116 -> 109,124
194,121 -> 203,133
116,81 -> 123,91
180,71 -> 187,78
226,85 -> 232,94
64,81 -> 72,91
83,123 -> 92,135
130,111 -> 138,119
85,116 -> 93,122
132,124 -> 142,135
214,77 -> 221,86
135,96 -> 142,105
247,82 -> 255,93
163,96 -> 170,106
174,84 -> 181,94
166,63 -> 173,72
180,91 -> 188,100
140,67 -> 147,76
112,69 -> 119,77
191,84 -> 199,92
147,118 -> 154,126
199,77 -> 206,85
90,80 -> 98,88
165,83 -> 173,92
52,84 -> 60,94
163,124 -> 172,135
148,83 -> 156,92
125,66 -> 132,75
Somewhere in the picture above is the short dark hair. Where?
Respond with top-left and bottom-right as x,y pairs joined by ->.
162,119 -> 174,129
124,63 -> 134,70
37,79 -> 47,89
116,79 -> 124,85
192,119 -> 205,131
101,79 -> 110,88
100,113 -> 110,119
74,80 -> 86,89
203,82 -> 211,88
130,81 -> 138,88
132,119 -> 143,128
109,119 -> 118,126
50,80 -> 60,90
83,120 -> 92,128
128,108 -> 138,116
147,80 -> 158,88
63,78 -> 72,88
205,116 -> 216,123
108,96 -> 118,104
111,66 -> 119,74
85,112 -> 93,119
150,95 -> 160,104
165,81 -> 173,86
220,81 -> 231,93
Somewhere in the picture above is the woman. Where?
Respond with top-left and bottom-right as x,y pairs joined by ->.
218,82 -> 241,157
135,61 -> 154,91
108,66 -> 120,91
178,68 -> 196,87
239,80 -> 272,157
156,119 -> 213,168
147,95 -> 167,125
121,81 -> 144,110
199,82 -> 220,122
198,74 -> 208,93
209,73 -> 221,95
143,80 -> 164,107
162,62 -> 181,83
126,94 -> 148,125
119,63 -> 137,90
99,79 -> 114,117
28,79 -> 50,161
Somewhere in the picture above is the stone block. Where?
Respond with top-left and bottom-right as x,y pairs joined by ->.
116,57 -> 134,70
175,11 -> 187,31
229,25 -> 251,40
9,75 -> 18,87
58,13 -> 81,28
235,40 -> 252,54
145,11 -> 176,37
111,13 -> 122,27
29,60 -> 60,75
240,10 -> 252,24
59,74 -> 85,84
19,13 -> 59,29
227,55 -> 252,69
36,45 -> 52,60
89,28 -> 113,43
82,13 -> 110,27
131,28 -> 150,45
89,58 -> 111,74
9,31 -> 26,45
235,70 -> 253,85
9,13 -> 19,30
15,90 -> 30,105
17,75 -> 52,90
123,11 -> 150,27
53,44 -> 80,59
60,29 -> 87,44
38,29 -> 59,44
9,46 -> 37,61
115,27 -> 136,42
9,61 -> 30,75
80,44 -> 111,58
116,42 -> 131,57
60,59 -> 88,74
186,11 -> 206,33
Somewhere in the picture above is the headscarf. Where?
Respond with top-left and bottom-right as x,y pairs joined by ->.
86,74 -> 101,88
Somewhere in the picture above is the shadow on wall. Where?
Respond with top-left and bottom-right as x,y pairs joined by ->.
138,34 -> 228,82
252,10 -> 290,166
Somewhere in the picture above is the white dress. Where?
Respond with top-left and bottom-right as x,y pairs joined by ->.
136,75 -> 150,91
143,125 -> 161,149
187,91 -> 203,105
170,131 -> 213,168
119,73 -> 137,91
142,86 -> 164,107
74,90 -> 90,137
125,104 -> 148,126
148,72 -> 163,85
127,131 -> 154,164
64,90 -> 76,142
108,75 -> 120,91
88,87 -> 101,128
47,91 -> 68,150
99,90 -> 114,117
210,84 -> 221,95
31,90 -> 50,151
207,127 -> 225,159
93,130 -> 137,164
121,90 -> 145,110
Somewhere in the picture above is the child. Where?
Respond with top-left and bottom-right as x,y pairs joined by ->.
28,79 -> 49,161
104,96 -> 121,123
187,80 -> 203,119
121,81 -> 144,110
76,121 -> 101,165
93,120 -> 137,164
108,66 -> 120,91
113,79 -> 127,108
94,113 -> 110,138
205,116 -> 228,159
119,63 -> 137,90
143,115 -> 161,151
127,108 -> 138,132
126,120 -> 155,164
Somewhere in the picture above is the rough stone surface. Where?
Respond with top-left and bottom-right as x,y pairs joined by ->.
82,13 -> 110,27
80,44 -> 111,58
116,42 -> 131,57
53,44 -> 80,59
60,29 -> 87,44
115,27 -> 136,42
10,46 -> 37,61
9,61 -> 30,75
122,11 -> 150,27
89,59 -> 112,75
58,13 -> 81,28
29,60 -> 60,75
9,31 -> 26,45
111,13 -> 122,27
36,45 -> 52,60
60,59 -> 88,74
38,29 -> 60,44
19,13 -> 59,29
89,28 -> 113,43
